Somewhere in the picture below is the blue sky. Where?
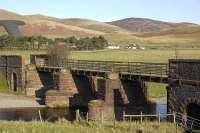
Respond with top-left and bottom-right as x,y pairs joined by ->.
0,0 -> 200,23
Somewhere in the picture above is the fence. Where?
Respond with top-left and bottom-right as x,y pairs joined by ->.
36,59 -> 169,77
122,111 -> 175,124
75,110 -> 200,133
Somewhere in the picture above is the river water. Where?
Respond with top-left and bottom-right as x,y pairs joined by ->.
0,97 -> 167,121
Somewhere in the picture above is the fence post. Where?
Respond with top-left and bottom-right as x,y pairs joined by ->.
173,112 -> 176,124
123,111 -> 125,121
113,113 -> 116,128
140,112 -> 143,123
38,110 -> 42,122
101,110 -> 103,124
76,109 -> 79,122
158,113 -> 160,124
86,112 -> 89,122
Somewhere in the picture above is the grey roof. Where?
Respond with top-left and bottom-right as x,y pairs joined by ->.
0,20 -> 25,37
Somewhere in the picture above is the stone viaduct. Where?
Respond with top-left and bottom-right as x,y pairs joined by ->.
0,55 -> 200,120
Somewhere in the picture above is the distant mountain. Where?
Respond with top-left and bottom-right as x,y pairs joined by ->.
0,10 -> 105,38
0,9 -> 200,47
108,18 -> 197,33
59,18 -> 129,33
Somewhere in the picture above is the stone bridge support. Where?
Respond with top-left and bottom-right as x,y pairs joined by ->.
167,59 -> 200,120
167,85 -> 200,118
88,73 -> 149,120
0,56 -> 25,92
45,70 -> 78,107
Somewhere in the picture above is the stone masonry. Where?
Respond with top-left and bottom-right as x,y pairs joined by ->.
45,69 -> 78,107
167,59 -> 200,116
0,56 -> 25,92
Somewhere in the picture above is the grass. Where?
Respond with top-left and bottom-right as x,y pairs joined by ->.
71,49 -> 200,63
146,82 -> 167,99
1,48 -> 200,63
0,120 -> 183,133
0,74 -> 24,95
0,74 -> 10,93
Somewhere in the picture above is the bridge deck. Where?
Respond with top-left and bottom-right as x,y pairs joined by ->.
36,60 -> 169,83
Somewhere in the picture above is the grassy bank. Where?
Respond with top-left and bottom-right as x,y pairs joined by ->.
0,120 -> 182,133
0,74 -> 10,93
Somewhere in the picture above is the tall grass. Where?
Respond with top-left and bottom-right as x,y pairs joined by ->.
0,120 -> 183,133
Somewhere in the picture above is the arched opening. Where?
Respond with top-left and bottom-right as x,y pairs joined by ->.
187,103 -> 200,120
187,103 -> 200,130
11,72 -> 18,92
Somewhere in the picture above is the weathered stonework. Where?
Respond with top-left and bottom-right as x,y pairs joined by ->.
0,56 -> 25,92
45,70 -> 78,107
168,59 -> 200,117
45,90 -> 70,108
167,85 -> 200,114
25,70 -> 54,97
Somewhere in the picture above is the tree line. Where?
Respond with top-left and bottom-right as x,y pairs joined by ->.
0,35 -> 107,50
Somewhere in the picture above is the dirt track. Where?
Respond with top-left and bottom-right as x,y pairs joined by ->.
0,93 -> 45,108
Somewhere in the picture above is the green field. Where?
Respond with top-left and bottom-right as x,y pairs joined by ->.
0,120 -> 182,133
71,49 -> 200,63
1,49 -> 200,63
146,82 -> 167,99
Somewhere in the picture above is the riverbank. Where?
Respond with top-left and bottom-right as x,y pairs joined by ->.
0,93 -> 45,109
0,120 -> 182,133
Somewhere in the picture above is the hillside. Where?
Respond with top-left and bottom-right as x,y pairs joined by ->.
59,18 -> 129,33
108,18 -> 197,33
0,10 -> 105,38
0,9 -> 200,47
21,20 -> 104,38
0,9 -> 24,20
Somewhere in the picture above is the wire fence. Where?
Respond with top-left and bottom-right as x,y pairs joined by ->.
75,110 -> 200,133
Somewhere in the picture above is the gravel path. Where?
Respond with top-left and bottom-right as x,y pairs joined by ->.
0,93 -> 45,109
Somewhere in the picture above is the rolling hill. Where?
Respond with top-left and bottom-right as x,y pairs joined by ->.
0,9 -> 199,48
59,18 -> 129,33
108,18 -> 197,33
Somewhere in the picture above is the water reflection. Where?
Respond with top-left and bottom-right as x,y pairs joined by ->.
0,97 -> 167,121
0,107 -> 68,121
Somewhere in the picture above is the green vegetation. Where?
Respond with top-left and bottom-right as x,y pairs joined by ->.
0,74 -> 24,95
0,26 -> 7,36
0,74 -> 10,93
55,36 -> 107,50
0,120 -> 182,133
0,35 -> 107,50
3,49 -> 200,64
147,82 -> 167,99
71,49 -> 200,63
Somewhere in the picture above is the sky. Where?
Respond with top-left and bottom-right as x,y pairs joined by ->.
0,0 -> 200,23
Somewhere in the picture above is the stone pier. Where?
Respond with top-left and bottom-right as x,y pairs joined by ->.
45,69 -> 77,107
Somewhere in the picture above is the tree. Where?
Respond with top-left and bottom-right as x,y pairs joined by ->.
48,42 -> 70,67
